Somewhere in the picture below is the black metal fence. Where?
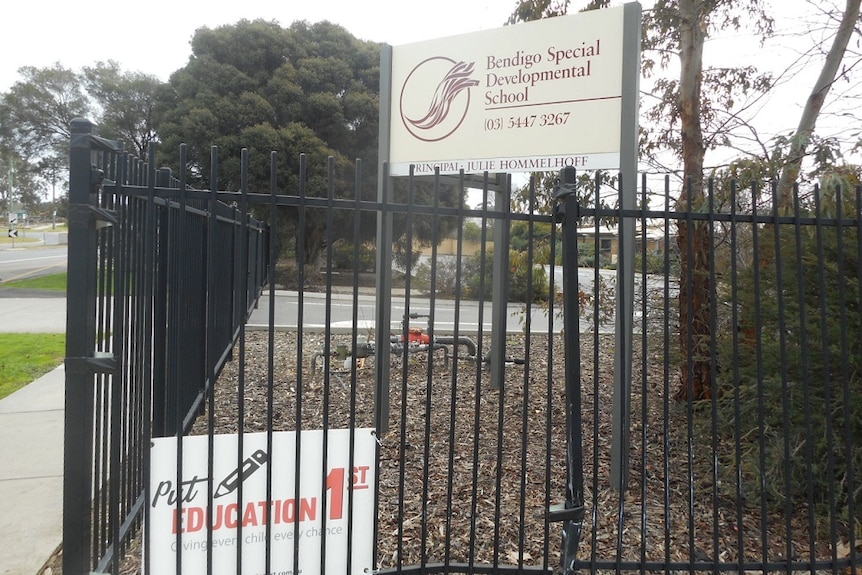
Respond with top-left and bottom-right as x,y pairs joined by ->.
63,119 -> 270,573
64,123 -> 860,575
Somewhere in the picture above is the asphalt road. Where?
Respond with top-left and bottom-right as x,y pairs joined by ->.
0,245 -> 67,283
247,290 -> 559,334
0,240 -> 644,334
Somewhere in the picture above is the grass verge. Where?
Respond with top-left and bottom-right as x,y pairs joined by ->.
0,272 -> 67,290
0,236 -> 39,246
0,333 -> 66,400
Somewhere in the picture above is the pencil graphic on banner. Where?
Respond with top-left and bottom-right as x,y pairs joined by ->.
214,449 -> 268,498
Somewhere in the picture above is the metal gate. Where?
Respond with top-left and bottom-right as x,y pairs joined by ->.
64,122 -> 860,575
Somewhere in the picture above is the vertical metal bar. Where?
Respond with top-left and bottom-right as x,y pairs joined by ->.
543,173 -> 559,573
265,151 -> 278,575
707,178 -> 720,573
683,177 -> 698,572
553,166 -> 584,575
848,185 -> 862,575
64,117 -> 98,575
320,156 -> 337,575
293,152 -> 307,569
235,148 -> 250,573
152,167 -> 171,437
813,183 -> 840,574
129,177 -> 145,561
492,254 -> 506,570
419,169 -> 442,570
347,158 -> 363,575
590,171 -> 602,574
394,166 -> 416,572
638,172 -> 649,575
771,180 -> 794,572
174,144 -> 189,575
793,181 -> 817,567
662,175 -> 672,573
102,151 -> 117,569
443,170 -> 466,571
292,154 -> 308,569
729,180 -> 745,574
789,181 -> 817,568
205,146 -> 219,575
613,171 -> 626,575
142,142 -> 158,575
96,150 -> 113,565
751,182 -> 770,571
468,178 -> 492,567
109,149 -> 127,575
518,174 -> 536,568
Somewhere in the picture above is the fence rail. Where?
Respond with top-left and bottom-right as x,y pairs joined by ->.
63,122 -> 860,575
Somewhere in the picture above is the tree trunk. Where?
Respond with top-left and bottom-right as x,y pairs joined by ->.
675,0 -> 712,401
775,0 -> 862,208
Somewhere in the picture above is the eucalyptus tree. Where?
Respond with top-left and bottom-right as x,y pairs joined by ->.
0,63 -> 90,159
509,0 -> 862,400
82,61 -> 165,158
0,60 -> 164,215
0,63 -> 91,214
774,0 -> 861,206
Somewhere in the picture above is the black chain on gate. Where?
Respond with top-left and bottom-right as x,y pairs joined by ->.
549,166 -> 586,575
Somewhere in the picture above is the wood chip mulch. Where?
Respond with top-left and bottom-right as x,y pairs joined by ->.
43,330 -> 849,574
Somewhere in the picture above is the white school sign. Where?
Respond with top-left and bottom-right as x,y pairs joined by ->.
386,5 -> 632,176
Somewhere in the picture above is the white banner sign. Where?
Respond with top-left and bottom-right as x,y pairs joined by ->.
388,5 -> 628,175
148,429 -> 376,575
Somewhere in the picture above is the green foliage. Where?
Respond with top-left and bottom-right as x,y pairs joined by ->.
413,258 -> 467,299
154,19 -> 380,193
463,221 -> 482,243
0,151 -> 43,215
0,64 -> 90,158
509,220 -> 556,254
455,248 -> 550,303
713,190 -> 862,520
0,61 -> 162,214
82,61 -> 164,158
413,247 -> 549,303
153,19 -> 462,269
392,241 -> 421,276
331,241 -> 375,273
635,247 -> 680,275
0,333 -> 66,400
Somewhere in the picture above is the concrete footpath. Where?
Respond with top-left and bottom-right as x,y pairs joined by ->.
0,297 -> 66,575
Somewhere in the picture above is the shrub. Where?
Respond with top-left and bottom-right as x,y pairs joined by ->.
713,215 -> 862,522
331,241 -> 375,273
463,249 -> 550,303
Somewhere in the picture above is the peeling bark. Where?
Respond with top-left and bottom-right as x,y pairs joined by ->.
675,0 -> 712,401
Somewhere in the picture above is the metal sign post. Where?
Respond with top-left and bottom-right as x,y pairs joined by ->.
8,217 -> 17,247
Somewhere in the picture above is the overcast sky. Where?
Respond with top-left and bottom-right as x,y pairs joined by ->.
2,0 -> 855,171
0,0 -> 514,91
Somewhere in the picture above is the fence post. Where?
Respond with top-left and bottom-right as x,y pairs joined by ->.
551,166 -> 585,575
610,0 -> 642,494
375,44 -> 394,434
489,179 -> 511,389
63,118 -> 100,574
